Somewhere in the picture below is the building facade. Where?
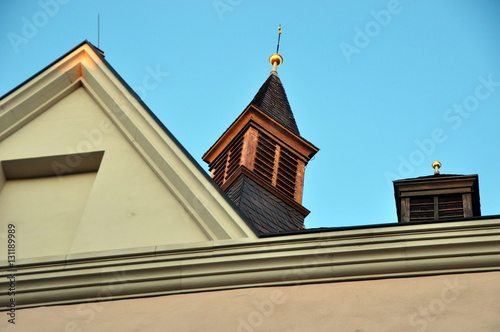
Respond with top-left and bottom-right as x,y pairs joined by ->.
1,41 -> 500,331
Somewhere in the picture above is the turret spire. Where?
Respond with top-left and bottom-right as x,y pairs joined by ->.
203,28 -> 319,233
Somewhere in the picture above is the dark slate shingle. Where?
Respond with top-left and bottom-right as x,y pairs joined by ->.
248,71 -> 300,135
226,174 -> 304,233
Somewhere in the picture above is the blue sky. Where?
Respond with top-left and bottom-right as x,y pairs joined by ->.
1,1 -> 500,228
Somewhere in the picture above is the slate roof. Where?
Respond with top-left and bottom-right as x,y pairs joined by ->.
226,174 -> 305,233
248,71 -> 300,135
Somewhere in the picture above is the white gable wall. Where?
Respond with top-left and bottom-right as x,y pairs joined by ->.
0,172 -> 96,258
0,42 -> 256,262
0,87 -> 209,259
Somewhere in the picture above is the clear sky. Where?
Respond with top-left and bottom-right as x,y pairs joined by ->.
1,1 -> 500,228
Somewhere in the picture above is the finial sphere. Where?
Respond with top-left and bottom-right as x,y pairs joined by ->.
432,161 -> 442,169
432,160 -> 442,174
269,53 -> 283,66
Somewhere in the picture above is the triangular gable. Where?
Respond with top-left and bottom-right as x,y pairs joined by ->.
0,41 -> 256,260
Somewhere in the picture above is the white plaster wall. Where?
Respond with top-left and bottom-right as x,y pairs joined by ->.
1,271 -> 499,332
0,173 -> 96,259
0,88 -> 209,258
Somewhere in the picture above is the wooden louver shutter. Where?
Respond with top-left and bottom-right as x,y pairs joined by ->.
255,132 -> 298,199
210,134 -> 244,186
438,194 -> 464,219
409,194 -> 464,221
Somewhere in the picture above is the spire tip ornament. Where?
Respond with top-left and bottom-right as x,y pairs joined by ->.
269,53 -> 283,70
270,25 -> 283,72
432,161 -> 442,175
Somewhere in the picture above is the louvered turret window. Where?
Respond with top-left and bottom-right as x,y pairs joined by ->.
276,148 -> 298,198
209,134 -> 244,186
254,133 -> 275,185
254,132 -> 298,199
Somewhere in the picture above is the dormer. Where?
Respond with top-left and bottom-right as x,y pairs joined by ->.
393,161 -> 481,222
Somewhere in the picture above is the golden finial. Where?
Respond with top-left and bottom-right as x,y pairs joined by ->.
432,161 -> 442,175
269,53 -> 283,71
269,25 -> 283,72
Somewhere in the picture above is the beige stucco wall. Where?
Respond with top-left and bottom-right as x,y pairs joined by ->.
0,87 -> 209,259
1,271 -> 499,331
0,173 -> 96,258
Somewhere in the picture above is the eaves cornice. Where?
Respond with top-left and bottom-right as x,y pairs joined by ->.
1,217 -> 500,310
